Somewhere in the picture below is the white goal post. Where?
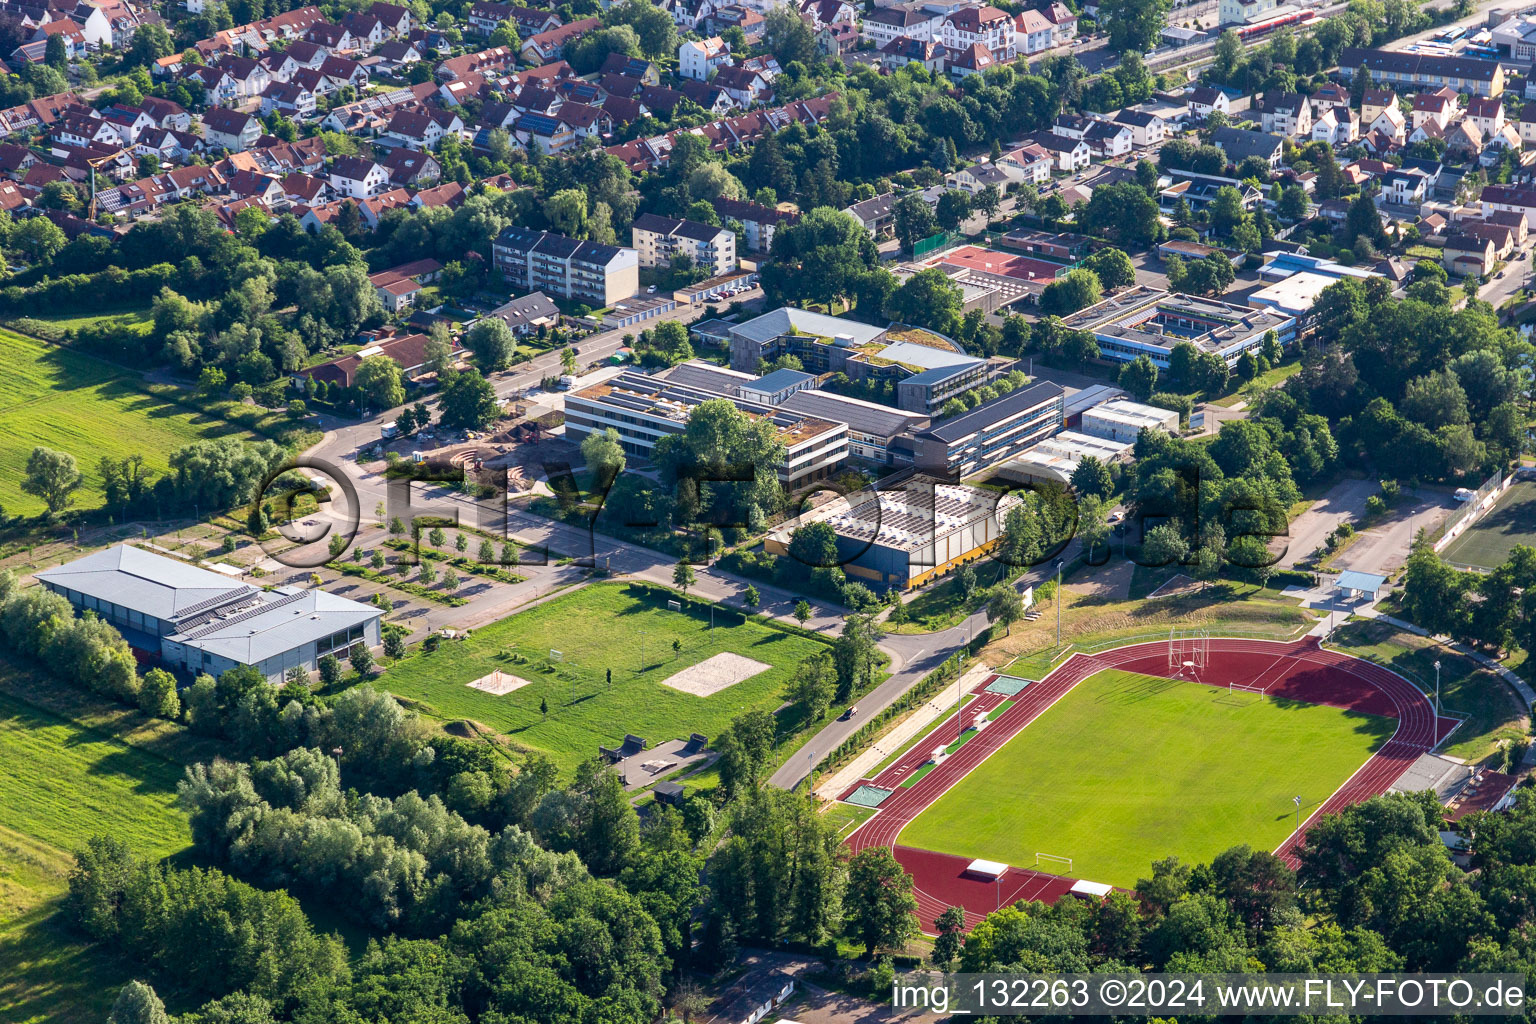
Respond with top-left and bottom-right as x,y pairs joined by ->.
1228,681 -> 1270,701
1034,852 -> 1073,873
667,600 -> 682,612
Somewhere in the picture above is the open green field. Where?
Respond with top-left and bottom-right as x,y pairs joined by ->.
0,328 -> 257,516
378,583 -> 835,773
898,670 -> 1396,887
1441,481 -> 1536,571
0,682 -> 193,1024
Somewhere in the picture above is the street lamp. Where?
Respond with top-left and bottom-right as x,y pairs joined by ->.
1293,794 -> 1301,833
1054,559 -> 1065,647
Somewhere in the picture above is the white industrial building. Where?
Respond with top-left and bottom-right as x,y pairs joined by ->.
1080,400 -> 1181,444
36,546 -> 381,683
998,430 -> 1132,485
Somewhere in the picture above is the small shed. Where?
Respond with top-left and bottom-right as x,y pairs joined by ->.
1068,879 -> 1114,901
1335,570 -> 1387,601
653,780 -> 685,806
964,858 -> 1008,880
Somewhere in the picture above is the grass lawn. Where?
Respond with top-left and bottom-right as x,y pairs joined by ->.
898,670 -> 1396,888
0,679 -> 193,1024
0,328 -> 259,517
19,307 -> 153,334
1441,480 -> 1536,571
1212,358 -> 1303,408
821,802 -> 877,839
377,583 -> 836,773
1328,617 -> 1528,765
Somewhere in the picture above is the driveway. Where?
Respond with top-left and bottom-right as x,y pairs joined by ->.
1278,478 -> 1459,574
1332,488 -> 1460,577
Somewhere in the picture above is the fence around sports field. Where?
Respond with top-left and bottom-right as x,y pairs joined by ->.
1428,468 -> 1515,555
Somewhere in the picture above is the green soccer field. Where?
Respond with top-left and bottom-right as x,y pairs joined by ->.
377,583 -> 836,773
1441,481 -> 1536,571
897,670 -> 1397,888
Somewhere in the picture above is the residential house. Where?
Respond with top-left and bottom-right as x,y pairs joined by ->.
862,4 -> 943,47
711,196 -> 795,252
329,154 -> 388,198
380,146 -> 440,186
947,42 -> 995,79
1014,8 -> 1054,54
368,257 -> 442,311
1027,130 -> 1091,171
1082,119 -> 1133,158
1113,108 -> 1165,148
679,35 -> 732,79
948,160 -> 1013,193
600,52 -> 660,83
202,107 -> 260,151
1187,85 -> 1231,122
942,4 -> 1014,58
631,212 -> 737,275
1378,167 -> 1429,206
878,36 -> 945,73
1043,1 -> 1076,39
486,291 -> 559,334
259,80 -> 317,118
1311,106 -> 1358,146
384,107 -> 447,149
516,112 -> 576,153
704,7 -> 765,41
845,192 -> 896,237
711,65 -> 771,106
997,141 -> 1053,183
521,17 -> 598,64
1443,232 -> 1496,276
1411,87 -> 1457,132
1211,125 -> 1283,168
492,224 -> 639,305
1257,91 -> 1312,137
1467,94 -> 1506,138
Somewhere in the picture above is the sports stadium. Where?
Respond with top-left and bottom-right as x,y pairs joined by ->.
839,636 -> 1453,930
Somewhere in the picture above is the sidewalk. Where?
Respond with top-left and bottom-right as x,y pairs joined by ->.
814,661 -> 993,800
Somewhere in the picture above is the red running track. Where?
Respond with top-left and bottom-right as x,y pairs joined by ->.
843,637 -> 1451,932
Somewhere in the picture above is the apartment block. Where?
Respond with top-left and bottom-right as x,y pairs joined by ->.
492,225 -> 639,306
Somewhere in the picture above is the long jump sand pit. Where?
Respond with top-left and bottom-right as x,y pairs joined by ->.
468,670 -> 535,696
663,652 -> 772,697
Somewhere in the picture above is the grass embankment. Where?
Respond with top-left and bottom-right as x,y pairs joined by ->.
997,576 -> 1315,680
0,662 -> 196,1024
898,669 -> 1396,888
1328,617 -> 1528,765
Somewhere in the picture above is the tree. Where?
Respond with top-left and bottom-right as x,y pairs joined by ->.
1345,192 -> 1387,248
543,188 -> 589,237
437,369 -> 500,430
933,905 -> 966,968
986,585 -> 1025,636
844,847 -> 920,957
1039,268 -> 1103,316
466,317 -> 517,372
794,599 -> 812,625
1072,455 -> 1114,500
127,21 -> 173,67
673,560 -> 696,594
22,446 -> 81,515
786,651 -> 836,720
1079,494 -> 1111,562
1277,184 -> 1309,222
353,355 -> 405,411
1118,354 -> 1158,400
581,427 -> 627,480
1083,247 -> 1135,290
893,193 -> 939,254
350,643 -> 374,676
1081,182 -> 1163,246
887,266 -> 964,335
318,653 -> 342,688
1142,521 -> 1189,566
109,981 -> 170,1024
44,31 -> 66,70
789,521 -> 840,568
763,3 -> 818,66
935,189 -> 972,232
138,668 -> 180,720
